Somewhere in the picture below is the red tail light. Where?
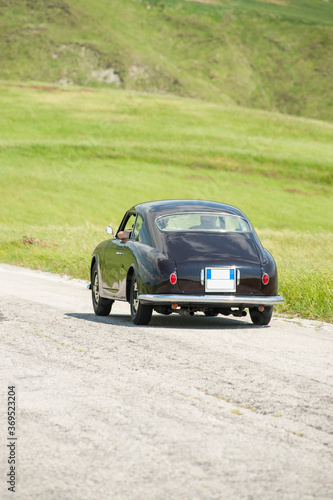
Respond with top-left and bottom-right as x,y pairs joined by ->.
170,273 -> 177,285
262,273 -> 269,285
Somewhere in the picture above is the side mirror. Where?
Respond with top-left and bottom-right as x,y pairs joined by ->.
105,226 -> 114,235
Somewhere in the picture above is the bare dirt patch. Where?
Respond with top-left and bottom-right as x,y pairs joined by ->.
185,0 -> 218,4
285,188 -> 309,196
258,0 -> 288,6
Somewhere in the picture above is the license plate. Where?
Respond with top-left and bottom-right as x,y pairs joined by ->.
205,268 -> 236,292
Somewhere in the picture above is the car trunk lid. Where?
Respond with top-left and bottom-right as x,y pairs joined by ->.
166,232 -> 262,294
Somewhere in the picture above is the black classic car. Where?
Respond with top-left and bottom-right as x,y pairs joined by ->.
90,200 -> 283,325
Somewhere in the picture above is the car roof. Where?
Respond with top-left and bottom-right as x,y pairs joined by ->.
131,199 -> 248,220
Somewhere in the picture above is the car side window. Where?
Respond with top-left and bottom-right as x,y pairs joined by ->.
117,212 -> 145,242
117,213 -> 136,240
132,214 -> 143,241
124,214 -> 136,232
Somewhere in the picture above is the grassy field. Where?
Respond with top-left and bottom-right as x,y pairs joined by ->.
1,0 -> 333,121
0,84 -> 332,322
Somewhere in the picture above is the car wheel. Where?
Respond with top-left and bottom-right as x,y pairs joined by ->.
249,306 -> 273,326
130,275 -> 153,325
92,263 -> 113,316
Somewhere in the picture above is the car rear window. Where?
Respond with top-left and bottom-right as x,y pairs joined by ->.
155,213 -> 250,233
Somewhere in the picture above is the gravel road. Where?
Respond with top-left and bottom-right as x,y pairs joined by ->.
0,263 -> 332,500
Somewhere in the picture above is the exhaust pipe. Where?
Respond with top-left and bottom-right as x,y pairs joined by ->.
232,309 -> 247,317
179,308 -> 194,317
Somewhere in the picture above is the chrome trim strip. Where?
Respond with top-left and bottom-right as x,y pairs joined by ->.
138,294 -> 284,306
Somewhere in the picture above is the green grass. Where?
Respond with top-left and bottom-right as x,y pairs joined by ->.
0,0 -> 333,121
0,84 -> 332,322
258,230 -> 333,322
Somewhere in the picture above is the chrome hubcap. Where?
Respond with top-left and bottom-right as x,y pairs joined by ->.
93,272 -> 99,304
132,280 -> 139,313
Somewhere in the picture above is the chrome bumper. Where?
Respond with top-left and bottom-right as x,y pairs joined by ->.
138,294 -> 284,307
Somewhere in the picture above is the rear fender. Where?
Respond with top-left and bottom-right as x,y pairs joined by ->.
261,249 -> 278,295
127,242 -> 180,295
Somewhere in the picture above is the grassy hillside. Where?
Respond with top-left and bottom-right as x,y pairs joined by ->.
0,1 -> 332,321
0,84 -> 332,321
0,0 -> 333,120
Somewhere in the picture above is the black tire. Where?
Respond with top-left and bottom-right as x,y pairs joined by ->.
130,275 -> 153,325
91,262 -> 113,316
249,306 -> 273,326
